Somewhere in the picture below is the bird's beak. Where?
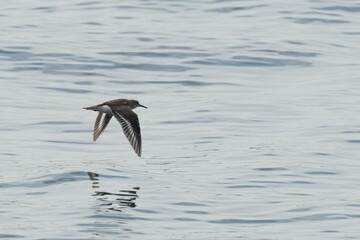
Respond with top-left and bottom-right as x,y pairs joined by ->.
139,104 -> 147,109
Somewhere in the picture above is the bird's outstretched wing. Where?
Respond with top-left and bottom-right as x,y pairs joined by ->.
93,112 -> 113,141
112,106 -> 142,157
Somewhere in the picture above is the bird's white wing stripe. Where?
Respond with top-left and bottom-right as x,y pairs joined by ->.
93,112 -> 113,141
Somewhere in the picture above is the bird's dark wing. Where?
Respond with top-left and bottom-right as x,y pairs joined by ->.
93,112 -> 113,141
112,106 -> 142,157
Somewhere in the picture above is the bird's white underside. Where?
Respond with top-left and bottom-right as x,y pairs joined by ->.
98,105 -> 113,114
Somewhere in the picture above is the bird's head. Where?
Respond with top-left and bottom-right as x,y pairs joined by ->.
128,99 -> 147,109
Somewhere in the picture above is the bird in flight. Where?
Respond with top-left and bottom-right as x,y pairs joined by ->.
83,98 -> 147,157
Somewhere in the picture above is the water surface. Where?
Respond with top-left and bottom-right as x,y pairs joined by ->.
1,0 -> 360,239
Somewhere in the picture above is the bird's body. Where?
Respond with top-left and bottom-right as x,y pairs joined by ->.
83,99 -> 147,157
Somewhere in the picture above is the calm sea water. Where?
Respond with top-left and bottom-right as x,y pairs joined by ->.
1,0 -> 360,239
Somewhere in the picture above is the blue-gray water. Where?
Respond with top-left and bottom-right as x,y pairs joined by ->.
1,1 -> 360,239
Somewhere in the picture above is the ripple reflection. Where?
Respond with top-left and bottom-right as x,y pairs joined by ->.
87,172 -> 139,210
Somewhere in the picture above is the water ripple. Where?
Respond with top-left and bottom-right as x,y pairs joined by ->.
285,17 -> 350,24
0,171 -> 89,188
32,121 -> 81,125
37,87 -> 92,94
253,167 -> 288,171
1,49 -> 193,74
109,80 -> 237,86
317,6 -> 360,12
206,4 -> 267,13
210,213 -> 360,224
99,51 -> 212,59
252,49 -> 318,57
186,56 -> 311,67
0,234 -> 25,239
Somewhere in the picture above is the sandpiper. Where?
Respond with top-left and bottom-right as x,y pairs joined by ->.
83,98 -> 147,157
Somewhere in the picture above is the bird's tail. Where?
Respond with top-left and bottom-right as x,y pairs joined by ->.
83,105 -> 98,111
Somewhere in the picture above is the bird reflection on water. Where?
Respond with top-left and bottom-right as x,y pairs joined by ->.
87,172 -> 139,211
